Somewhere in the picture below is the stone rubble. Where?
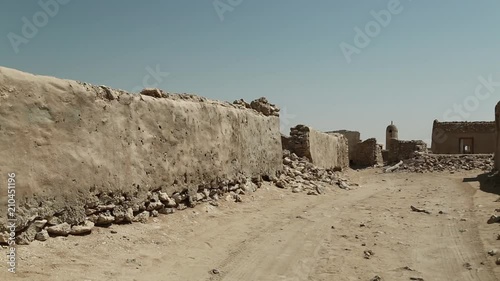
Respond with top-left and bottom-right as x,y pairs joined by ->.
2,149 -> 355,246
274,150 -> 356,193
392,152 -> 493,173
233,97 -> 280,117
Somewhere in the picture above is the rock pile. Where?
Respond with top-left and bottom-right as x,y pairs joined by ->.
397,152 -> 493,173
0,175 -> 265,245
233,97 -> 280,117
1,150 -> 354,246
275,150 -> 355,194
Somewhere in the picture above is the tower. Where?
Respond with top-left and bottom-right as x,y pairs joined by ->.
386,121 -> 399,150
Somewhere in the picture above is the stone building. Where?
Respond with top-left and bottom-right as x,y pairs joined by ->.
352,138 -> 383,167
431,120 -> 495,154
388,139 -> 427,163
326,130 -> 361,165
287,125 -> 349,170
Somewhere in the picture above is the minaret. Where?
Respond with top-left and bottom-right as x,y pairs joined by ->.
386,121 -> 399,150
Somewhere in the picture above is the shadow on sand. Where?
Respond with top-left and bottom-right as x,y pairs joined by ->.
463,171 -> 500,196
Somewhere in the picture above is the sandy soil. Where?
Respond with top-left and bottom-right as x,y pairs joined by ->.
2,169 -> 500,281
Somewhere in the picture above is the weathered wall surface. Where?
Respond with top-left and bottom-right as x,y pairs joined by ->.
352,138 -> 383,167
0,67 -> 282,236
388,139 -> 427,163
432,120 -> 495,154
288,125 -> 349,170
326,130 -> 360,163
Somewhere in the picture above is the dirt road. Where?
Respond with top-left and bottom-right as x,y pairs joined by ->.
2,169 -> 500,281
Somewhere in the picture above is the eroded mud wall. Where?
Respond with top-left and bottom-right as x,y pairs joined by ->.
0,66 -> 282,234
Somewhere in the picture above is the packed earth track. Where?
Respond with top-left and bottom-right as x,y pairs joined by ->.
2,169 -> 500,281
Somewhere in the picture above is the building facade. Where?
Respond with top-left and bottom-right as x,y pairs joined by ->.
431,120 -> 495,154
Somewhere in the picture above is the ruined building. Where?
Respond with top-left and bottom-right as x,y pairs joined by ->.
431,120 -> 495,154
327,130 -> 383,167
326,130 -> 360,165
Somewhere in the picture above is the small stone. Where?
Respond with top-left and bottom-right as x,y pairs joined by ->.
146,201 -> 164,211
151,210 -> 159,217
158,192 -> 170,202
158,207 -> 175,215
133,211 -> 150,223
124,208 -> 134,223
0,231 -> 10,244
97,204 -> 116,212
211,269 -> 220,275
96,213 -> 115,226
172,193 -> 186,204
70,221 -> 94,235
33,219 -> 48,230
177,203 -> 187,211
369,275 -> 381,281
490,215 -> 500,224
275,180 -> 287,189
47,223 -> 71,236
463,262 -> 472,270
46,216 -> 61,226
488,249 -> 498,256
364,250 -> 374,259
35,230 -> 49,241
496,258 -> 500,265
165,198 -> 177,208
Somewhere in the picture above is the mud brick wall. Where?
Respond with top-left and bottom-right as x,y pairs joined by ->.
326,130 -> 360,163
389,139 -> 427,163
288,125 -> 349,170
432,120 -> 495,154
0,66 -> 283,234
352,138 -> 383,167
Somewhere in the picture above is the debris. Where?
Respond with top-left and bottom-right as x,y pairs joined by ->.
211,269 -> 220,275
364,250 -> 374,259
46,223 -> 71,236
35,230 -> 49,241
410,206 -> 431,214
487,215 -> 500,224
463,262 -> 472,270
70,221 -> 94,235
384,160 -> 403,173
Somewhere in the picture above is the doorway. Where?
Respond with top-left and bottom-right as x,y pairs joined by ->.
459,138 -> 474,154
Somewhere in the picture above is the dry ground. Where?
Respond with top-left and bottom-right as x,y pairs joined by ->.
2,169 -> 500,281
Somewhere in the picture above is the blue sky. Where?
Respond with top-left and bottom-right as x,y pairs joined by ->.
1,0 -> 499,145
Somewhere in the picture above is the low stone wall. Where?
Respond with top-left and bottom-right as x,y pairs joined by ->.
0,66 -> 283,243
388,139 -> 427,163
288,125 -> 349,170
352,138 -> 383,167
401,153 -> 493,173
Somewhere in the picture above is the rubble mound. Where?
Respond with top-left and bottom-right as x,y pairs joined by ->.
234,97 -> 280,117
275,150 -> 356,194
398,153 -> 494,173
